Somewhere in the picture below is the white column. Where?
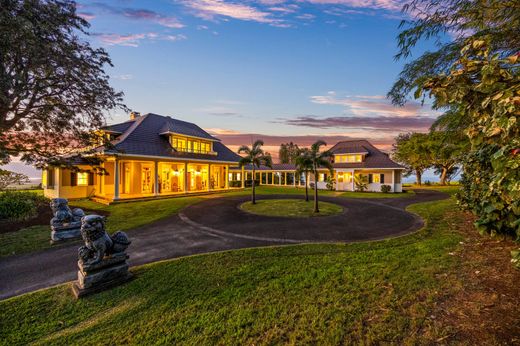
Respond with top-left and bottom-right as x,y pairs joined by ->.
154,161 -> 159,196
351,170 -> 355,192
391,170 -> 395,192
208,164 -> 211,191
241,166 -> 245,188
225,166 -> 229,189
184,162 -> 188,192
284,172 -> 287,186
114,159 -> 120,200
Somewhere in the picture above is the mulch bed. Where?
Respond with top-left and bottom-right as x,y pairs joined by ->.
427,211 -> 520,344
0,204 -> 109,234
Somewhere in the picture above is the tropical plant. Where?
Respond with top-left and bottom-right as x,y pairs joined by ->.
392,133 -> 432,185
278,142 -> 301,164
0,169 -> 30,190
238,140 -> 272,204
294,149 -> 313,202
389,0 -> 520,264
381,185 -> 392,193
326,176 -> 336,191
354,174 -> 368,192
0,0 -> 126,167
307,140 -> 333,213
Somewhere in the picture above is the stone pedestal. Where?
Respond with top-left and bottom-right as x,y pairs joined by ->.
50,224 -> 81,243
72,252 -> 132,298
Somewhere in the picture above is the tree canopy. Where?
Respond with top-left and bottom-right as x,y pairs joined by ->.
392,132 -> 432,185
278,142 -> 301,164
0,0 -> 126,167
390,0 -> 519,265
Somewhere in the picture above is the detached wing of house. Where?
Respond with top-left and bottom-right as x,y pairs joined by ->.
231,140 -> 404,193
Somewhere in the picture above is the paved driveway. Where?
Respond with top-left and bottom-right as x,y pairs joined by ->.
0,189 -> 447,300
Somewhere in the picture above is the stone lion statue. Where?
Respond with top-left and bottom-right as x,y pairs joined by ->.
50,198 -> 85,229
78,214 -> 131,266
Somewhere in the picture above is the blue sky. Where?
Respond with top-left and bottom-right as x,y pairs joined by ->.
9,0 -> 447,180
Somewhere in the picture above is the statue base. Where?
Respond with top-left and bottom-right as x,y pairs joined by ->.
71,252 -> 132,298
50,226 -> 81,243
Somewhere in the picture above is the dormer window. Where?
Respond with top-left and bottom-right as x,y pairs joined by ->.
335,154 -> 363,163
170,135 -> 213,154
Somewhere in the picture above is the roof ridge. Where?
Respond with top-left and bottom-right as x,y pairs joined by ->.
111,113 -> 149,147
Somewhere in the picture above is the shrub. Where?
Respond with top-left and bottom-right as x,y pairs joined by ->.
0,191 -> 48,221
354,175 -> 368,192
326,177 -> 336,191
380,185 -> 392,193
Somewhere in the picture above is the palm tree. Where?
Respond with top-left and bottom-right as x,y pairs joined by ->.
238,140 -> 272,204
308,140 -> 333,213
294,148 -> 313,202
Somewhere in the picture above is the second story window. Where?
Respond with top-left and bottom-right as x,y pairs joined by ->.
170,136 -> 212,154
335,154 -> 363,163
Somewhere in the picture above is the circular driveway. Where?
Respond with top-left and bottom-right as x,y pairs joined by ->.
180,194 -> 426,243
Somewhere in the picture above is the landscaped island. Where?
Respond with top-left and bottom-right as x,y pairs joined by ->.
240,199 -> 343,217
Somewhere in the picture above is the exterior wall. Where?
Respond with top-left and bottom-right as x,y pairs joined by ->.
43,167 -> 96,200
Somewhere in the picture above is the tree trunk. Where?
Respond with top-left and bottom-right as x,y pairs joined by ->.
440,167 -> 447,185
313,168 -> 319,213
252,167 -> 256,204
305,172 -> 309,202
416,170 -> 422,186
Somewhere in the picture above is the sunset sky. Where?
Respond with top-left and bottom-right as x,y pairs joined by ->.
8,0 -> 448,179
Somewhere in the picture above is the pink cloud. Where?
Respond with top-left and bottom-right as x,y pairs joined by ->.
310,92 -> 435,117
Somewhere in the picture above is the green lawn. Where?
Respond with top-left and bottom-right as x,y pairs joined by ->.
0,225 -> 53,258
0,195 -> 465,344
240,199 -> 344,217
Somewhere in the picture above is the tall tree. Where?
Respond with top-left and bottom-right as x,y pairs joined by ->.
307,140 -> 333,213
279,142 -> 301,164
0,0 -> 126,167
390,0 -> 520,264
392,133 -> 432,185
0,169 -> 29,190
428,131 -> 467,185
238,140 -> 272,205
294,148 -> 313,202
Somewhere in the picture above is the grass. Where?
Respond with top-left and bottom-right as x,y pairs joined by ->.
0,186 -> 421,259
0,195 -> 466,344
240,199 -> 344,217
0,225 -> 51,257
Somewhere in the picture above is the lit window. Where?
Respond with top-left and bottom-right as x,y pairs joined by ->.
373,174 -> 381,183
77,172 -> 88,186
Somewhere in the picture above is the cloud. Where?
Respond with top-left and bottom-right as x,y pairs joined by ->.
280,114 -> 435,132
183,0 -> 283,25
310,92 -> 434,117
78,12 -> 95,21
295,13 -> 316,20
91,3 -> 184,28
303,0 -> 404,12
93,32 -> 187,47
113,74 -> 133,80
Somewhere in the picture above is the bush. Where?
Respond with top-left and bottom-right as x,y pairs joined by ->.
0,191 -> 48,221
380,185 -> 392,193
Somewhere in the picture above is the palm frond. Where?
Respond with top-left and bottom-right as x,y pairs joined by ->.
237,145 -> 251,154
238,156 -> 251,168
311,140 -> 327,153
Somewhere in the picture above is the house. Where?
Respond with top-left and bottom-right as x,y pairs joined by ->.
42,112 -> 242,203
230,140 -> 404,192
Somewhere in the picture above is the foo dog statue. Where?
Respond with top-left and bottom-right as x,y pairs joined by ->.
78,215 -> 131,266
50,198 -> 85,242
72,214 -> 132,298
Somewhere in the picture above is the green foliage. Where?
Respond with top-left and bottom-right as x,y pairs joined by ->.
278,142 -> 301,164
326,176 -> 335,191
0,191 -> 47,221
354,174 -> 368,192
307,140 -> 333,212
0,0 -> 126,166
392,132 -> 432,185
240,199 -> 343,218
420,39 -> 520,249
391,0 -> 520,262
381,184 -> 392,193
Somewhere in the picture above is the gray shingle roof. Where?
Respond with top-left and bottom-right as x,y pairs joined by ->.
102,113 -> 241,163
330,140 -> 403,169
231,163 -> 297,171
100,121 -> 135,133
